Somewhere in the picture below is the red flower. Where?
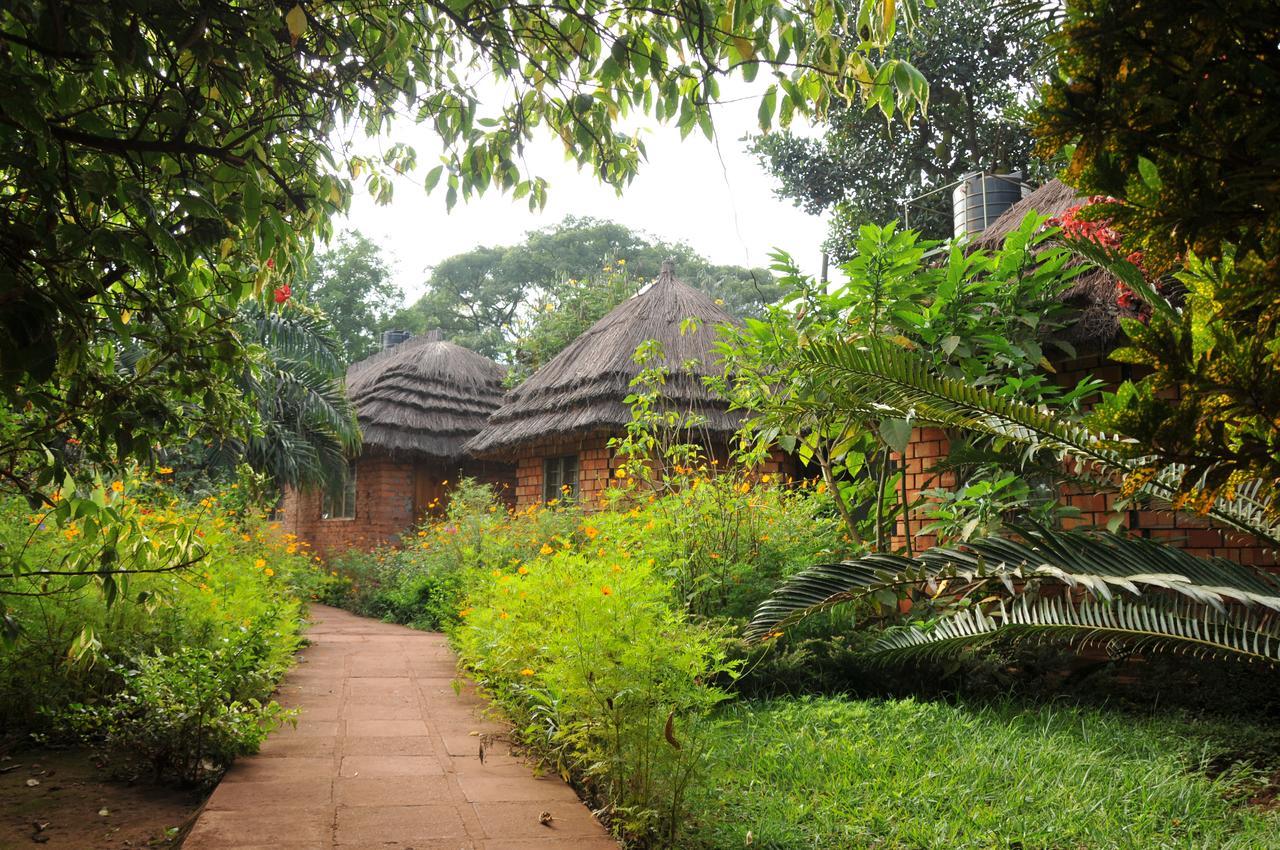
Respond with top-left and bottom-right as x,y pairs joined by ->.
273,284 -> 292,304
266,258 -> 276,270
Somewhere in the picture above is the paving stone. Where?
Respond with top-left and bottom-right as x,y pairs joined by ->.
334,804 -> 468,843
340,755 -> 448,778
342,736 -> 440,756
345,718 -> 432,737
223,756 -> 335,782
455,774 -> 581,803
471,802 -> 611,840
256,733 -> 339,757
204,778 -> 334,810
182,807 -> 333,848
334,775 -> 454,807
341,701 -> 424,720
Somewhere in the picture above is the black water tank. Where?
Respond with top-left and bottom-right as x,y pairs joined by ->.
952,173 -> 1028,237
381,329 -> 412,351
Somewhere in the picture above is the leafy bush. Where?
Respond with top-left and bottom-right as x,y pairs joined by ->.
60,632 -> 294,787
0,474 -> 316,783
327,475 -> 850,629
454,544 -> 736,843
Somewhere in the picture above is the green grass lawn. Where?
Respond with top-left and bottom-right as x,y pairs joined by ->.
687,696 -> 1280,850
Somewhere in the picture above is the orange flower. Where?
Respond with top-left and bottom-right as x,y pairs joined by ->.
539,543 -> 554,555
517,566 -> 529,575
601,586 -> 612,596
264,568 -> 275,577
583,525 -> 600,540
520,668 -> 535,676
111,481 -> 124,493
254,558 -> 267,569
499,611 -> 510,619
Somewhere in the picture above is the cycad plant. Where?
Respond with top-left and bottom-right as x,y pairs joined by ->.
744,228 -> 1280,664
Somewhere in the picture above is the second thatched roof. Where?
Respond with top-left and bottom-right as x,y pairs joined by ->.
971,178 -> 1128,348
465,261 -> 740,456
346,333 -> 506,460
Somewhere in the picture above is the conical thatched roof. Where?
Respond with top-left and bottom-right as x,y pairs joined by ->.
465,261 -> 740,456
346,333 -> 506,460
972,178 -> 1126,348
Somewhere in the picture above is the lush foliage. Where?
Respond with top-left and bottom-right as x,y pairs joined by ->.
1036,0 -> 1280,514
687,697 -> 1280,849
0,475 -> 319,784
716,215 -> 1094,551
755,0 -> 1051,253
294,230 -> 403,364
395,217 -> 781,363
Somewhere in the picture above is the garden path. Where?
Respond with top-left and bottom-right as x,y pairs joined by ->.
183,604 -> 618,850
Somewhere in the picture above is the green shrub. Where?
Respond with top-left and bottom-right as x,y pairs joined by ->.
0,476 -> 314,781
60,629 -> 294,787
454,546 -> 737,844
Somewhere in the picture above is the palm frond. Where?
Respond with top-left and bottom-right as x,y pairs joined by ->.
746,526 -> 1280,643
871,596 -> 1280,665
799,338 -> 1280,546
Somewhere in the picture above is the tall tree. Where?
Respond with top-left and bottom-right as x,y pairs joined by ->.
753,0 -> 1050,257
294,231 -> 402,364
395,217 -> 781,363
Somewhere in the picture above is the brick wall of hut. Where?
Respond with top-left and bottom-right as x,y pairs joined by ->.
509,431 -> 804,511
282,450 -> 515,559
889,352 -> 1276,567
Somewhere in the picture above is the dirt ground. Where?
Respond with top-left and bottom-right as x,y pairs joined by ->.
0,748 -> 202,850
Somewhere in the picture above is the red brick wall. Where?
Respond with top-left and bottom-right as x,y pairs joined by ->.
281,451 -> 515,559
508,434 -> 807,510
513,433 -> 619,510
890,352 -> 1276,566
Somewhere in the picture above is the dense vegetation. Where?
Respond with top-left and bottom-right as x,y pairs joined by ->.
0,470 -> 323,786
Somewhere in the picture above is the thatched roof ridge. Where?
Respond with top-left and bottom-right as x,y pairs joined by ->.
465,261 -> 741,456
346,334 -> 506,459
971,178 -> 1127,348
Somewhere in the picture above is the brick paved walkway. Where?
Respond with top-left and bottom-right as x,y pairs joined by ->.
184,605 -> 617,850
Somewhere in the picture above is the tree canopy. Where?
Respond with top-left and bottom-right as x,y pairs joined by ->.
395,217 -> 781,363
753,0 -> 1049,256
294,231 -> 402,364
0,0 -> 927,502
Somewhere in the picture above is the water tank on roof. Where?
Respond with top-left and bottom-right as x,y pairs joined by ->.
952,172 -> 1029,238
381,329 -> 412,351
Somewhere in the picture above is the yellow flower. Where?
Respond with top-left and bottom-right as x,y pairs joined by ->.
614,468 -> 627,479
254,558 -> 267,569
157,466 -> 173,475
582,525 -> 600,540
520,668 -> 535,676
111,481 -> 124,493
286,543 -> 298,554
539,543 -> 554,555
264,568 -> 275,577
499,611 -> 509,619
241,533 -> 251,542
597,547 -> 607,558
459,608 -> 473,618
517,566 -> 529,575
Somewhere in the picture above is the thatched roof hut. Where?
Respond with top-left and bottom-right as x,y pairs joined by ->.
971,178 -> 1126,348
465,261 -> 740,457
346,332 -> 506,459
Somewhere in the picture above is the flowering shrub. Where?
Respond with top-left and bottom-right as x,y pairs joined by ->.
454,546 -> 736,843
0,473 -> 319,783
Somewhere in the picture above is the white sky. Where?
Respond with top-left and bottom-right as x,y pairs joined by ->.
336,82 -> 828,307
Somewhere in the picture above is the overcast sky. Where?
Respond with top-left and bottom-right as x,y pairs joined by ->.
336,82 -> 828,307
